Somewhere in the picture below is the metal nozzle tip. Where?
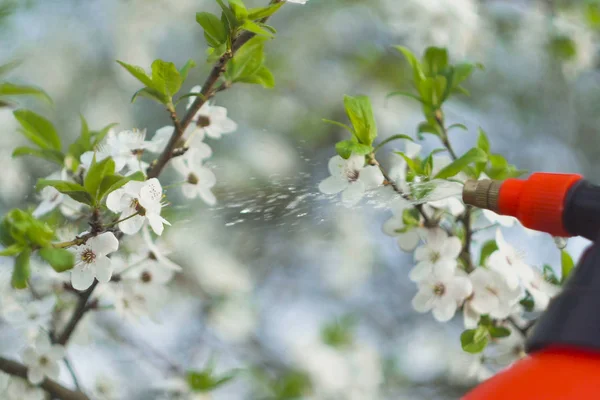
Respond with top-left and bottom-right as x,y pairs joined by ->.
462,179 -> 501,212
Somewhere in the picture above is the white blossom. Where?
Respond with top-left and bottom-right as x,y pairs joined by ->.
154,376 -> 213,400
147,126 -> 212,160
388,141 -> 422,193
80,129 -> 147,173
524,267 -> 561,311
172,147 -> 217,205
409,228 -> 462,282
463,268 -> 522,328
106,178 -> 170,235
382,197 -> 421,251
141,225 -> 182,272
22,334 -> 65,385
412,270 -> 473,322
5,377 -> 46,400
448,352 -> 493,385
185,85 -> 237,140
69,232 -> 119,291
287,0 -> 308,4
487,229 -> 534,290
318,154 -> 384,205
2,296 -> 55,338
90,375 -> 122,400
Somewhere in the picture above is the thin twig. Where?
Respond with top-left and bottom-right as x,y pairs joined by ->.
64,356 -> 82,391
53,281 -> 98,346
0,357 -> 89,400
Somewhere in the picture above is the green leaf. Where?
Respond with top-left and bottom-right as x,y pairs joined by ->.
335,140 -> 372,159
322,119 -> 353,135
235,65 -> 275,88
452,63 -> 476,88
479,240 -> 499,266
386,91 -> 425,105
417,122 -> 442,139
0,243 -> 24,256
561,250 -> 574,283
36,180 -> 93,206
549,35 -> 577,61
448,123 -> 468,132
92,123 -> 118,147
39,247 -> 75,272
543,264 -> 560,285
227,36 -> 266,81
373,134 -> 415,153
343,95 -> 377,146
14,109 -> 61,150
247,2 -> 284,20
12,147 -> 64,165
216,0 -> 237,32
0,60 -> 21,77
394,46 -> 426,89
11,249 -> 31,289
116,60 -> 155,88
228,0 -> 248,21
394,151 -> 420,175
186,370 -> 235,393
196,12 -> 228,47
321,316 -> 356,349
422,47 -> 448,77
461,327 -> 489,354
84,156 -> 116,202
520,291 -> 535,312
0,83 -> 52,104
489,326 -> 511,338
131,87 -> 170,105
476,128 -> 490,155
179,59 -> 197,81
434,147 -> 487,179
98,171 -> 145,201
240,20 -> 274,37
151,59 -> 183,98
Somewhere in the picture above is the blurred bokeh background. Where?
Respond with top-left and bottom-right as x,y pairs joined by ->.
0,0 -> 599,398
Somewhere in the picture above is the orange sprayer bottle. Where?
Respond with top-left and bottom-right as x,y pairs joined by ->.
462,173 -> 600,399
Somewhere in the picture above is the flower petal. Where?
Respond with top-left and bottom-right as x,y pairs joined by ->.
432,300 -> 457,322
88,232 -> 119,255
48,346 -> 65,361
397,231 -> 420,252
35,334 -> 51,353
22,348 -> 37,365
409,261 -> 431,282
411,290 -> 435,313
382,216 -> 404,236
426,228 -> 448,250
93,256 -> 113,284
147,213 -> 166,236
318,176 -> 348,195
341,181 -> 366,205
199,188 -> 217,206
106,189 -> 125,213
442,236 -> 462,259
358,166 -> 384,189
327,155 -> 346,176
71,267 -> 95,291
119,215 -> 145,235
27,366 -> 44,385
139,179 -> 163,210
43,362 -> 60,381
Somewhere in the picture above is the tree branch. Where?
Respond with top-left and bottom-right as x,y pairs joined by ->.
53,281 -> 98,346
0,357 -> 89,400
147,0 -> 283,179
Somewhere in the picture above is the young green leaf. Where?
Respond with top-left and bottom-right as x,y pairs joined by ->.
476,128 -> 490,155
433,147 -> 487,179
543,264 -> 560,285
0,83 -> 52,104
84,156 -> 116,202
151,59 -> 183,98
386,91 -> 425,105
186,369 -> 235,393
394,46 -> 426,89
228,0 -> 248,21
131,87 -> 170,105
179,59 -> 197,81
247,2 -> 284,20
12,147 -> 64,165
0,243 -> 24,257
11,248 -> 31,289
226,36 -> 265,81
196,12 -> 228,47
235,65 -> 275,88
98,171 -> 145,201
14,109 -> 61,150
39,247 -> 75,272
422,47 -> 449,77
36,180 -> 94,206
240,20 -> 274,37
0,60 -> 21,77
322,119 -> 354,135
394,151 -> 420,174
116,61 -> 155,88
417,122 -> 442,139
488,326 -> 511,338
335,140 -> 372,159
343,95 -> 377,146
561,250 -> 575,283
461,326 -> 489,354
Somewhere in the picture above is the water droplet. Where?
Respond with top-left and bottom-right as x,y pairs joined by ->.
554,236 -> 568,250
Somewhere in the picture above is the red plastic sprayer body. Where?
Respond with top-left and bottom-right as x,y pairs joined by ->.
462,173 -> 600,399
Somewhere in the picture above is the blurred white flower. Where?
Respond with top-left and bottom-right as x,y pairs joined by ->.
101,283 -> 148,321
148,126 -> 213,160
172,148 -> 217,205
5,377 -> 46,400
287,0 -> 308,4
412,271 -> 472,322
33,170 -> 84,219
0,152 -> 28,204
80,129 -> 147,173
319,154 -> 384,205
487,229 -> 534,290
22,334 -> 65,385
154,376 -> 213,400
106,178 -> 170,235
122,256 -> 174,301
382,197 -> 421,252
463,268 -> 522,328
185,86 -> 237,140
410,228 -> 461,282
192,247 -> 252,297
2,296 -> 55,339
69,232 -> 119,291
490,331 -> 526,366
208,298 -> 256,342
524,267 -> 560,312
141,226 -> 182,272
448,352 -> 492,385
383,0 -> 481,58
90,375 -> 122,400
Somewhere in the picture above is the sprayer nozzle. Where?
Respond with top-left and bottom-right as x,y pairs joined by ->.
462,179 -> 502,212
